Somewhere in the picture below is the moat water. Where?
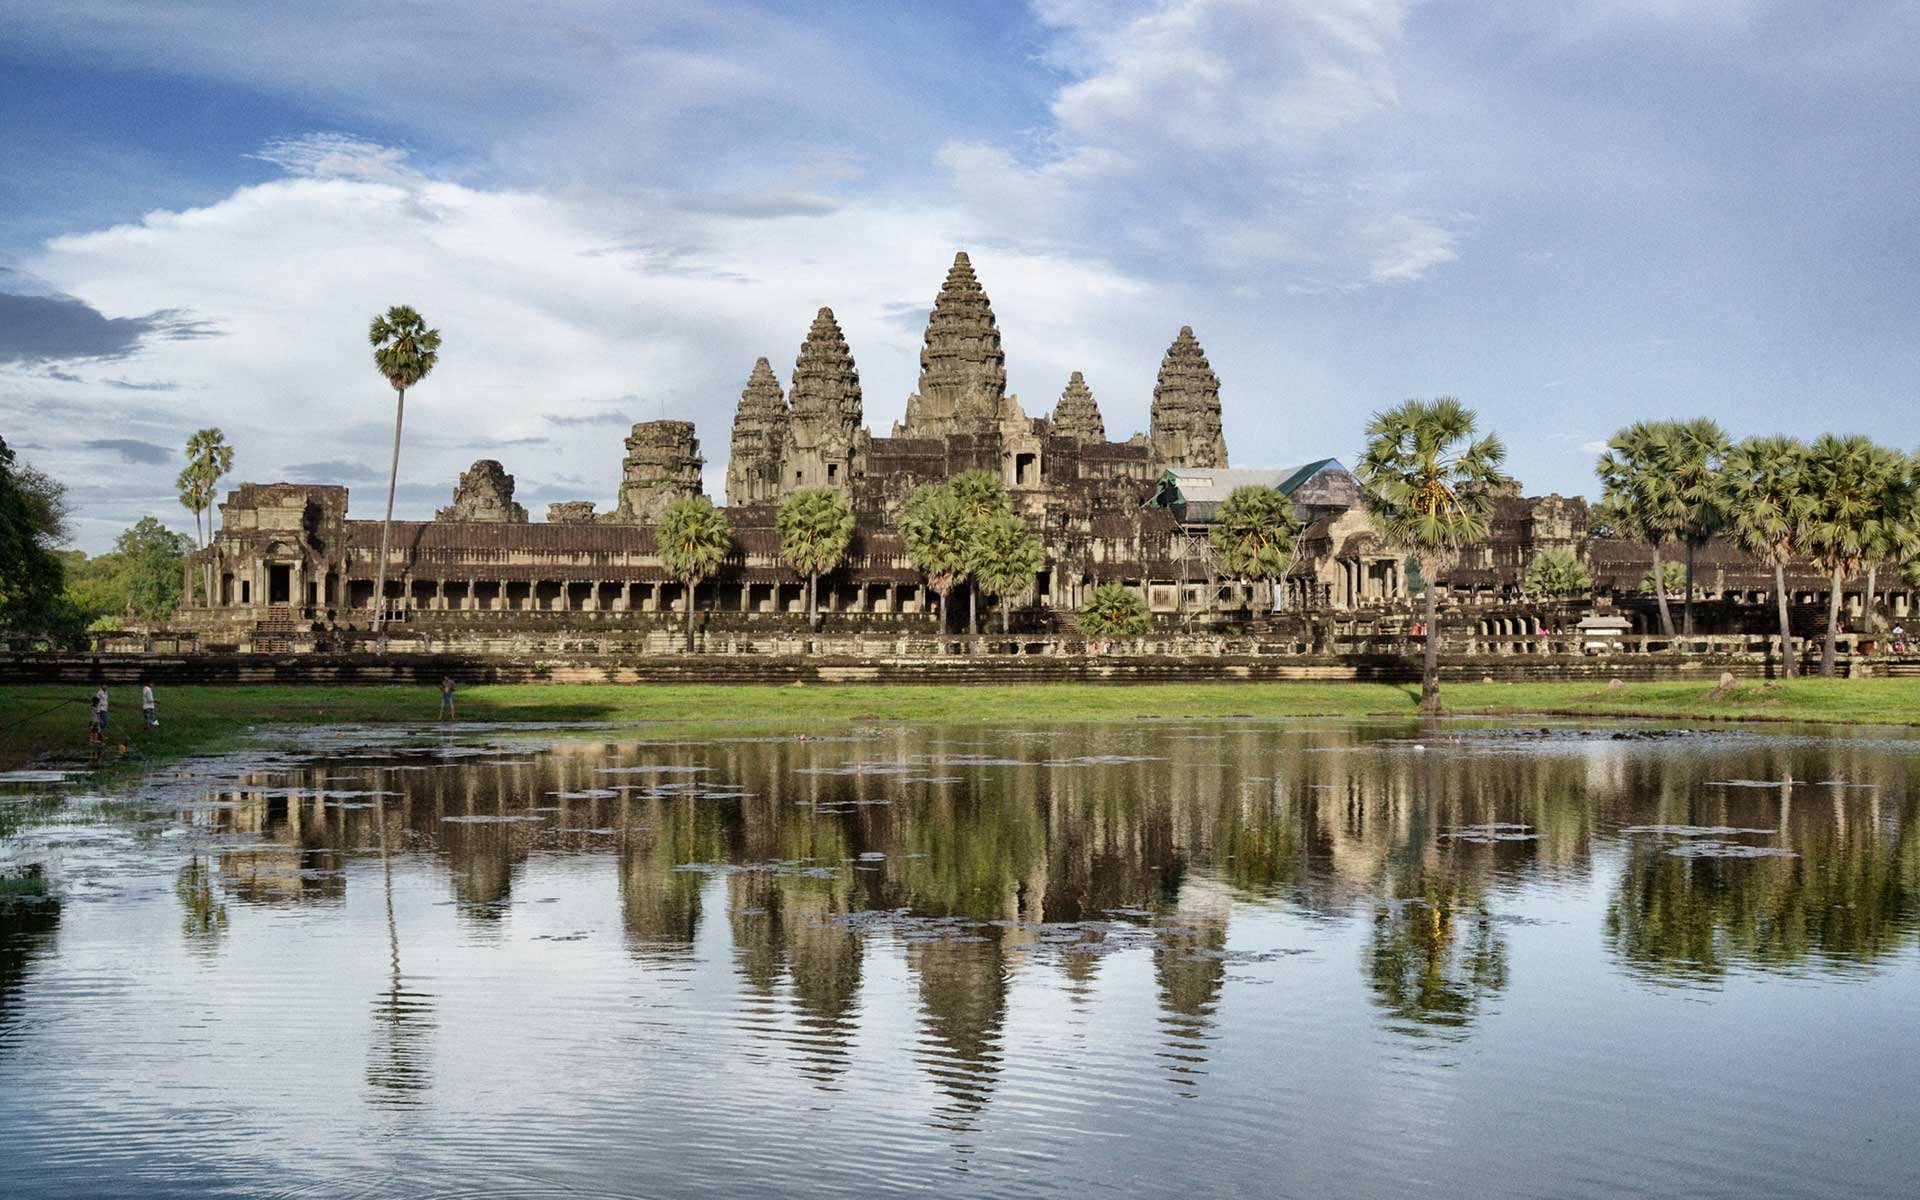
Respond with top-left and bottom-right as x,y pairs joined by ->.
4,717 -> 1920,1198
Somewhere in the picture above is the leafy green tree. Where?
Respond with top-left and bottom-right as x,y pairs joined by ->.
901,483 -> 971,635
1641,560 -> 1687,599
1355,397 -> 1510,715
1665,418 -> 1730,634
176,427 -> 233,603
0,436 -> 70,631
654,495 -> 732,652
1596,422 -> 1684,637
1078,581 -> 1150,638
1720,436 -> 1807,676
776,487 -> 855,630
1209,485 -> 1301,613
969,510 -> 1046,634
949,469 -> 1011,637
1795,435 -> 1910,677
1524,548 -> 1592,599
368,305 -> 441,641
112,517 -> 193,621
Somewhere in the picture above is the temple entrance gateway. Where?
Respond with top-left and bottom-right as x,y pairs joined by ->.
269,563 -> 291,605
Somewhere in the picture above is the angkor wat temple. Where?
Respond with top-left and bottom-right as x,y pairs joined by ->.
173,252 -> 1891,647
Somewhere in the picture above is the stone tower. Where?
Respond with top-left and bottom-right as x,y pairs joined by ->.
1149,326 -> 1228,469
900,251 -> 1007,438
783,307 -> 864,492
1049,371 -> 1105,442
436,459 -> 528,522
725,357 -> 789,507
605,419 -> 705,524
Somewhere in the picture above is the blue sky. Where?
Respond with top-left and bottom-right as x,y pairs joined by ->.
3,0 -> 1916,551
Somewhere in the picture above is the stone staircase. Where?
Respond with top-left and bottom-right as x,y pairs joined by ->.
251,606 -> 299,652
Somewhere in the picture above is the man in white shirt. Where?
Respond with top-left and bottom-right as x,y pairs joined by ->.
142,680 -> 158,728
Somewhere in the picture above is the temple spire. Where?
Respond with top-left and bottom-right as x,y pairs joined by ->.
783,307 -> 864,491
1050,371 -> 1105,442
725,356 -> 788,507
1149,325 -> 1227,469
901,251 -> 1007,438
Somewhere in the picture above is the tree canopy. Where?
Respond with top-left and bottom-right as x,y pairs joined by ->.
1524,548 -> 1591,599
0,436 -> 71,630
901,483 -> 971,600
1078,581 -> 1150,638
1209,486 -> 1301,582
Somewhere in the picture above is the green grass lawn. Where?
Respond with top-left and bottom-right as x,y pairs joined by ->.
4,677 -> 1919,771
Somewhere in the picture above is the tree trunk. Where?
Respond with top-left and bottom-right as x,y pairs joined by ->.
1650,541 -> 1675,637
939,585 -> 953,636
685,578 -> 697,652
1821,564 -> 1843,678
1683,543 -> 1696,635
1864,562 -> 1880,635
807,574 -> 818,631
1420,562 -> 1442,715
1000,594 -> 1010,635
1774,562 -> 1797,679
372,388 -> 405,646
968,582 -> 979,641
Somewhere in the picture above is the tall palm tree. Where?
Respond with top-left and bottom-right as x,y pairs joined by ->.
1595,422 -> 1684,637
1795,435 -> 1908,677
1719,435 -> 1807,677
654,496 -> 732,652
368,306 -> 441,643
950,469 -> 1011,639
969,510 -> 1046,634
1856,450 -> 1918,637
901,483 -> 970,635
1355,397 -> 1510,715
777,487 -> 855,630
1209,485 -> 1302,615
175,427 -> 233,605
1666,418 -> 1730,635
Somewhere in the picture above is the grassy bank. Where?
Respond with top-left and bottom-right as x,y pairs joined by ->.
3,678 -> 1918,770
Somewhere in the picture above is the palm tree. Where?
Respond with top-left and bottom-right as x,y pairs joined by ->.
950,469 -> 1011,638
1795,435 -> 1909,677
776,487 -> 855,630
1209,486 -> 1302,614
1719,435 -> 1807,676
1666,418 -> 1730,635
1078,581 -> 1151,638
1595,422 -> 1684,638
901,483 -> 970,635
1856,451 -> 1918,637
969,510 -> 1046,634
1355,397 -> 1510,715
654,496 -> 732,652
1641,560 -> 1687,600
175,427 -> 233,605
368,306 -> 441,643
1524,548 -> 1592,599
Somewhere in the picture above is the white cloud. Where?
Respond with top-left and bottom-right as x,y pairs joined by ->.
7,144 -> 1161,546
937,0 -> 1460,289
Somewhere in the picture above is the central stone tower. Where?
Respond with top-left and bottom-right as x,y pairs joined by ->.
1149,326 -> 1228,469
900,251 -> 1007,438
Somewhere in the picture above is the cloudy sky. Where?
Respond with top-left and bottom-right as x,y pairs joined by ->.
3,1 -> 1916,552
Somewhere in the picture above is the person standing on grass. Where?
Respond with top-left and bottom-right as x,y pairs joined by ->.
141,680 -> 158,728
90,685 -> 109,745
439,676 -> 456,723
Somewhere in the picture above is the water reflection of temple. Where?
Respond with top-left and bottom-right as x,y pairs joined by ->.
175,723 -> 1920,1125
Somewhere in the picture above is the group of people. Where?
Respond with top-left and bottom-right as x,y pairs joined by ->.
85,681 -> 158,751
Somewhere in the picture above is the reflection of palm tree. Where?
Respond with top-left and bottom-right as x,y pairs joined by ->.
1365,880 -> 1509,1039
367,796 -> 433,1105
175,856 -> 228,949
0,891 -> 60,1043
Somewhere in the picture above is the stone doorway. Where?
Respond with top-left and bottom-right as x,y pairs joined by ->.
269,563 -> 292,605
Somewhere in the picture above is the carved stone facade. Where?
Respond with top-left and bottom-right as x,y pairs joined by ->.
1149,326 -> 1228,469
604,420 -> 705,525
436,459 -> 528,523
